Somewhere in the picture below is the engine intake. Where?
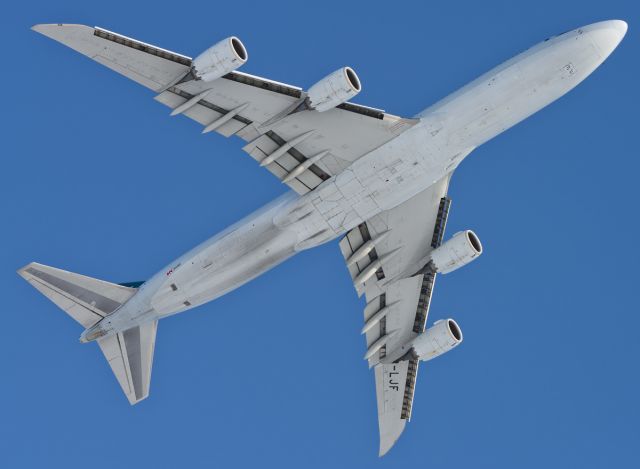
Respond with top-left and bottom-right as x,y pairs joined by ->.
192,36 -> 248,82
307,67 -> 361,112
429,230 -> 482,274
410,319 -> 463,361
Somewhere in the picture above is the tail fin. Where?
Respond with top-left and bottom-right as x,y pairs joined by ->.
18,262 -> 157,405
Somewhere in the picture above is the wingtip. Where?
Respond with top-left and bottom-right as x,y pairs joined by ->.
378,442 -> 393,457
17,261 -> 37,276
31,23 -> 65,32
378,434 -> 401,457
127,394 -> 149,405
31,24 -> 47,33
30,23 -> 92,36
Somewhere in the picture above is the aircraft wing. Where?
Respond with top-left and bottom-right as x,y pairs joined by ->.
338,175 -> 452,455
32,24 -> 417,195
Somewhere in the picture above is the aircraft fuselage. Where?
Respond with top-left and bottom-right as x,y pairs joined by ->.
82,21 -> 625,340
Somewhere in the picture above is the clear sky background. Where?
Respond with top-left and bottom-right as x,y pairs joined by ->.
1,1 -> 638,468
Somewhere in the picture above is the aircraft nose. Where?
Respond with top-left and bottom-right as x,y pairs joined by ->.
586,20 -> 628,58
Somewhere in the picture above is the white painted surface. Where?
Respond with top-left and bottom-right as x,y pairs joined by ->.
25,19 -> 628,455
192,36 -> 247,82
430,230 -> 483,274
307,66 -> 361,111
410,319 -> 463,361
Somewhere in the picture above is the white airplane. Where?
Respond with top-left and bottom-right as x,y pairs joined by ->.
20,20 -> 626,455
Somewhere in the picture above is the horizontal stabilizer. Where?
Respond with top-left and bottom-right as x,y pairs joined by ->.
18,262 -> 155,404
98,321 -> 158,405
18,262 -> 137,328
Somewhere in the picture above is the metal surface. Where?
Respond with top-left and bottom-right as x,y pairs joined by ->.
23,20 -> 629,456
429,230 -> 483,274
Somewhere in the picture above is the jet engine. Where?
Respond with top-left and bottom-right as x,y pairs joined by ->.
192,36 -> 248,82
429,230 -> 482,274
307,67 -> 361,111
410,319 -> 463,361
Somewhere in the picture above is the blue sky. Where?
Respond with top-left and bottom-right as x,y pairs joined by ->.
1,1 -> 638,468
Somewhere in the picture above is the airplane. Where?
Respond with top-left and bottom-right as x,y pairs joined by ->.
20,19 -> 627,455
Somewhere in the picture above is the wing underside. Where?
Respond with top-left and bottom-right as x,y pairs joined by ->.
339,177 -> 453,455
33,23 -> 417,195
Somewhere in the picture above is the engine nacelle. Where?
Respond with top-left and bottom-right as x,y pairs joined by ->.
429,230 -> 482,274
410,319 -> 463,361
307,67 -> 361,112
192,36 -> 248,82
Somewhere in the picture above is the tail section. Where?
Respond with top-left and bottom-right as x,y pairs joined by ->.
97,321 -> 157,404
18,262 -> 157,405
18,262 -> 138,327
